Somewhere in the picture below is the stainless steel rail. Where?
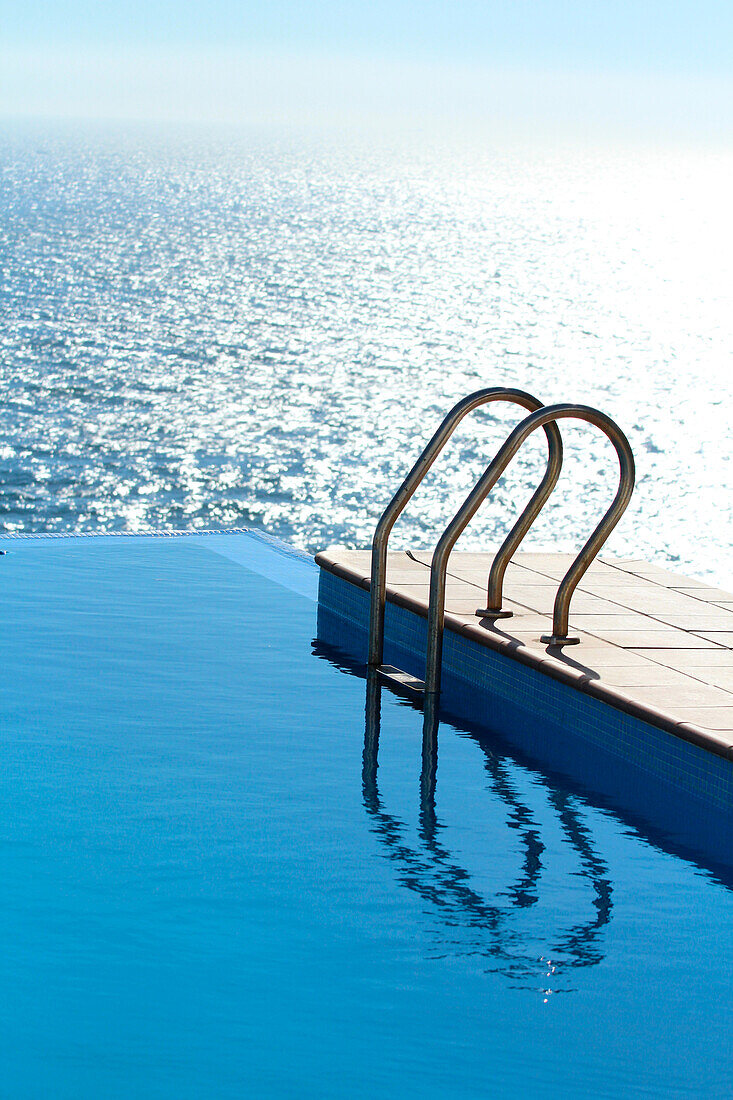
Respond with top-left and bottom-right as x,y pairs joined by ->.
368,388 -> 563,667
424,404 -> 635,696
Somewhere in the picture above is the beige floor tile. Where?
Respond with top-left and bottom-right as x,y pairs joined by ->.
690,631 -> 733,647
572,613 -> 678,631
655,612 -> 733,630
674,585 -> 733,601
597,664 -> 709,687
504,587 -> 623,615
589,630 -> 722,649
623,684 -> 733,708
670,707 -> 733,730
700,670 -> 733,691
641,650 -> 733,670
530,646 -> 648,673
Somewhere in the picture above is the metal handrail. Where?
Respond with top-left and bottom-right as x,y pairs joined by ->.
424,404 -> 635,695
368,388 -> 563,667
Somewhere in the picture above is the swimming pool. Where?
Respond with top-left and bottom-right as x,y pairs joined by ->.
0,532 -> 730,1097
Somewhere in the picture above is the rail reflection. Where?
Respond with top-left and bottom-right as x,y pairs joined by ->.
362,666 -> 612,990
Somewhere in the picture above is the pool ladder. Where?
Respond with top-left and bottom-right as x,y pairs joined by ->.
368,388 -> 635,699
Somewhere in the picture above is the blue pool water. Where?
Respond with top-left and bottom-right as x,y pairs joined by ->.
0,532 -> 731,1097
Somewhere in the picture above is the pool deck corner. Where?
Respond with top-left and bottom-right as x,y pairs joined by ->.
315,548 -> 733,773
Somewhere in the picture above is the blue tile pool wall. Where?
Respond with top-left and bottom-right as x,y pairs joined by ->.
317,569 -> 733,870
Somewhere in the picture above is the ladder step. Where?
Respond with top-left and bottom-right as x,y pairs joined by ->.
377,664 -> 425,695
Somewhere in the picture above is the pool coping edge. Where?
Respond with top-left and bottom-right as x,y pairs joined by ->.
315,550 -> 733,764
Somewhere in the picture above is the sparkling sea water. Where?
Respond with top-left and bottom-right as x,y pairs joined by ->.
1,124 -> 732,582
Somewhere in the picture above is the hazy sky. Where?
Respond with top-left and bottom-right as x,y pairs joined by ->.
2,0 -> 732,135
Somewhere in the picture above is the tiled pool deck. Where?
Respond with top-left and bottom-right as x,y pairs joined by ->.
316,548 -> 733,819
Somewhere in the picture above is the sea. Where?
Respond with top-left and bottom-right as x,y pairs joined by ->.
2,122 -> 732,584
